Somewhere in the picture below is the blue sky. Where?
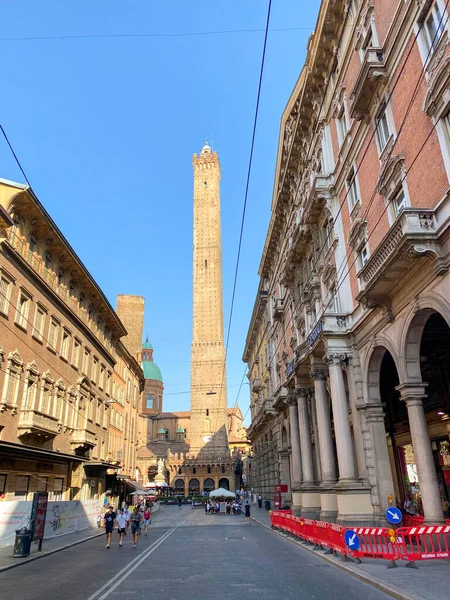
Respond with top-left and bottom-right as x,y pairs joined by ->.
0,1 -> 321,422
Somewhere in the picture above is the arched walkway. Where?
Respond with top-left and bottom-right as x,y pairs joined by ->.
188,478 -> 199,495
203,478 -> 214,492
174,479 -> 184,492
218,477 -> 229,490
367,308 -> 449,522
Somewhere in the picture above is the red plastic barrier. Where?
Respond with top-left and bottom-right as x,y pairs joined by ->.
396,524 -> 450,561
345,527 -> 399,561
328,523 -> 346,554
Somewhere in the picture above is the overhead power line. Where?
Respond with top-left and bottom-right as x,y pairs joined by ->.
0,26 -> 309,42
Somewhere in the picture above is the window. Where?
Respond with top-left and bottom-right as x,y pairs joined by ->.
32,306 -> 46,341
48,318 -> 59,350
206,408 -> 209,417
3,365 -> 20,406
346,168 -> 360,210
375,103 -> 391,152
92,357 -> 98,383
99,365 -> 105,390
40,385 -> 52,414
146,394 -> 154,409
207,466 -> 211,474
72,339 -> 81,369
51,477 -> 64,501
15,292 -> 30,329
192,467 -> 196,475
0,474 -> 6,495
422,2 -> 445,53
36,476 -> 48,492
82,349 -> 90,376
44,252 -> 53,270
0,273 -> 13,316
61,330 -> 70,360
392,187 -> 407,217
14,475 -> 29,499
29,234 -> 38,253
358,244 -> 370,269
336,105 -> 349,147
328,286 -> 340,313
359,27 -> 373,61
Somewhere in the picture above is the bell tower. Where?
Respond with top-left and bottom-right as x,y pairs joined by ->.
190,143 -> 229,457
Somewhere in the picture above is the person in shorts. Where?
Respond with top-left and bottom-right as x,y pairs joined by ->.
244,499 -> 251,524
130,505 -> 142,547
143,507 -> 151,536
117,508 -> 127,547
104,505 -> 116,548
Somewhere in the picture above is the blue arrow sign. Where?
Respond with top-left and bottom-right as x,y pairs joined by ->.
385,507 -> 402,524
344,529 -> 360,550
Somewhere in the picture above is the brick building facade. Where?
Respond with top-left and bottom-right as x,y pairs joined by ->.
0,179 -> 144,503
245,0 -> 450,524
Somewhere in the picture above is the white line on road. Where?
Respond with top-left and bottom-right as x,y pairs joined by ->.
86,514 -> 192,600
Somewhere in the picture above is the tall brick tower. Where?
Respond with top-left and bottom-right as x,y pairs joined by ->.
190,143 -> 229,457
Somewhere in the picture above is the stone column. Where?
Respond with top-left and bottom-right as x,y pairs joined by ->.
345,355 -> 367,479
396,383 -> 445,523
324,353 -> 358,482
287,396 -> 302,515
309,389 -> 322,483
310,368 -> 337,521
310,369 -> 336,484
297,387 -> 320,519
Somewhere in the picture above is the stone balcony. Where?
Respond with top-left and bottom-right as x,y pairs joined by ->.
272,298 -> 284,320
70,426 -> 97,450
17,409 -> 60,439
350,47 -> 388,120
357,205 -> 450,308
251,378 -> 262,393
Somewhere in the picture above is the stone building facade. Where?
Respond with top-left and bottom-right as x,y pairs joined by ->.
0,179 -> 144,502
245,0 -> 450,525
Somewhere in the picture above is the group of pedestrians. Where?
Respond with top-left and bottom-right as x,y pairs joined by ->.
102,503 -> 152,549
203,498 -> 251,522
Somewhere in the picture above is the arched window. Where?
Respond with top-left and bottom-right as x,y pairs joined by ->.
29,233 -> 38,253
44,252 -> 53,270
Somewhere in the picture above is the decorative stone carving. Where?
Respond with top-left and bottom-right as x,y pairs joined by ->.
323,352 -> 347,366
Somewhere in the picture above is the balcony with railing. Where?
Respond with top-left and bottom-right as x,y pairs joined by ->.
356,206 -> 449,307
70,426 -> 97,449
18,409 -> 60,439
350,47 -> 388,120
251,379 -> 262,393
272,298 -> 284,320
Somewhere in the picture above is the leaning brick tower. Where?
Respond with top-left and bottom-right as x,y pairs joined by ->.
190,143 -> 229,457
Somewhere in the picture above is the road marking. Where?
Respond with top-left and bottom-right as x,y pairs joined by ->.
86,514 -> 192,600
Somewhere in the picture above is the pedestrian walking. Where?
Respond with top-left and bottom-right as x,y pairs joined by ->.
124,504 -> 131,531
257,494 -> 262,509
117,508 -> 127,547
130,505 -> 142,547
143,507 -> 151,536
244,499 -> 251,524
103,505 -> 116,549
178,497 -> 182,508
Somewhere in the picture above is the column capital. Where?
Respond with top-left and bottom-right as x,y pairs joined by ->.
324,352 -> 347,366
309,367 -> 327,381
286,394 -> 297,407
395,382 -> 428,405
295,386 -> 311,398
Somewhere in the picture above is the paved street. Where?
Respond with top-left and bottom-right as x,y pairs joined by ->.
1,506 -> 391,600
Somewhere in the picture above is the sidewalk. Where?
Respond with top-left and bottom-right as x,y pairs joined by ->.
251,509 -> 450,600
0,526 -> 104,573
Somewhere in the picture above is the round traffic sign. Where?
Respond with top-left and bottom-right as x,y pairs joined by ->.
344,529 -> 360,550
385,507 -> 402,524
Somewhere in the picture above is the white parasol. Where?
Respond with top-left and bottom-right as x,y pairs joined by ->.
208,487 -> 235,499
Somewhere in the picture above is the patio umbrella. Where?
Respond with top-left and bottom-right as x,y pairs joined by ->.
209,487 -> 235,499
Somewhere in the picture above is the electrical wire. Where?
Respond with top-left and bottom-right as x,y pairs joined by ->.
0,26 -> 311,42
209,0 -> 272,452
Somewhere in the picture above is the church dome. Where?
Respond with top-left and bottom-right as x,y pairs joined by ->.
141,337 -> 163,382
201,142 -> 212,154
143,361 -> 163,382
